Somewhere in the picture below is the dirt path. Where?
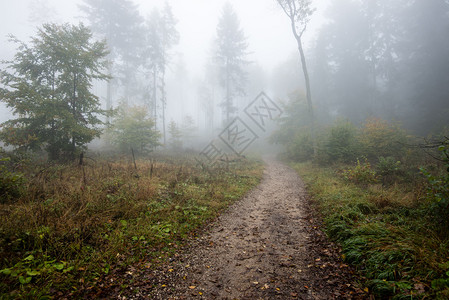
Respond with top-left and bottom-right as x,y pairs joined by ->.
121,158 -> 363,299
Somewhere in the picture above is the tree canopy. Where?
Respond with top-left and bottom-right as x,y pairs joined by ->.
0,23 -> 110,160
109,104 -> 160,154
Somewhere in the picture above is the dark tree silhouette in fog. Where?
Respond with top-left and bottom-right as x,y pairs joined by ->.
79,0 -> 145,115
215,2 -> 249,125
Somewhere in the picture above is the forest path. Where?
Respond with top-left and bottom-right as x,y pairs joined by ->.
125,158 -> 362,299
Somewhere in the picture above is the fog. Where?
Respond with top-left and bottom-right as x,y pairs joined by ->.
1,0 -> 448,157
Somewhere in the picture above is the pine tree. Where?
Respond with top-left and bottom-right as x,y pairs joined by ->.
79,0 -> 145,110
215,2 -> 249,124
167,120 -> 183,150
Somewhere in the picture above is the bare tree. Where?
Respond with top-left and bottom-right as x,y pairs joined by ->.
276,0 -> 315,151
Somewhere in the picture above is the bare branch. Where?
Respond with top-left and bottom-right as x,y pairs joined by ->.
277,0 -> 292,18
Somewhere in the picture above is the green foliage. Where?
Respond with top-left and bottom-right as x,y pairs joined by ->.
421,140 -> 449,230
109,105 -> 160,154
377,156 -> 401,176
358,118 -> 407,161
167,120 -> 183,150
341,158 -> 379,185
0,23 -> 110,161
180,115 -> 197,148
0,157 -> 25,203
377,156 -> 402,186
283,131 -> 314,162
318,119 -> 360,164
0,253 -> 73,287
270,92 -> 314,161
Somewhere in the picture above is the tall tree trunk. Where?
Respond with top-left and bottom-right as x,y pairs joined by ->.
290,16 -> 316,155
226,61 -> 231,125
152,66 -> 158,129
106,61 -> 112,123
160,66 -> 167,146
71,72 -> 78,160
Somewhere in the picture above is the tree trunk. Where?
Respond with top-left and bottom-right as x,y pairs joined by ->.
161,68 -> 167,146
225,61 -> 231,125
290,17 -> 317,156
152,66 -> 158,129
106,61 -> 112,123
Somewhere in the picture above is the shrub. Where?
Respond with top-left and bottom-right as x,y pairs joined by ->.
377,156 -> 401,177
108,105 -> 161,154
421,140 -> 449,231
377,156 -> 402,185
284,130 -> 314,162
342,158 -> 380,185
0,157 -> 25,203
358,118 -> 408,160
319,119 -> 360,164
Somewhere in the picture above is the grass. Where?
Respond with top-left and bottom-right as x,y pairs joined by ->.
0,152 -> 263,298
293,162 -> 449,299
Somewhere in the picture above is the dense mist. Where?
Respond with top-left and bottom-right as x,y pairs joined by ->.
0,0 -> 448,158
2,2 -> 449,298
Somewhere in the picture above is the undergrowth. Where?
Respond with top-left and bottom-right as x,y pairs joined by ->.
294,162 -> 449,299
0,153 -> 263,298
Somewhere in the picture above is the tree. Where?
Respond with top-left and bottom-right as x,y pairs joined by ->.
394,0 -> 449,133
167,120 -> 182,150
309,0 -> 449,134
144,2 -> 179,145
276,0 -> 316,153
198,81 -> 215,131
109,104 -> 160,154
181,115 -> 197,148
215,2 -> 249,124
158,2 -> 179,145
313,0 -> 373,123
276,0 -> 314,115
79,0 -> 145,112
0,23 -> 110,161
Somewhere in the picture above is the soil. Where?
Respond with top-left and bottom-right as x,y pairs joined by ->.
108,158 -> 367,299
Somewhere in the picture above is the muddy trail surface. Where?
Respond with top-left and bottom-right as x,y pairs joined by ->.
116,159 -> 365,299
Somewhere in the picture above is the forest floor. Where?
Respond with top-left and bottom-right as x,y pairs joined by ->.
111,158 -> 367,299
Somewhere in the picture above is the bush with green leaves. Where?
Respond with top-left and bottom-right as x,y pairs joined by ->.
109,105 -> 161,154
377,156 -> 401,176
421,140 -> 449,231
342,158 -> 379,185
358,118 -> 408,161
377,156 -> 401,185
282,131 -> 314,162
318,119 -> 360,164
0,157 -> 24,203
269,92 -> 314,161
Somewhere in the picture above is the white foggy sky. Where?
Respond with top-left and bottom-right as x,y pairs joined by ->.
0,0 -> 327,124
0,0 -> 327,75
